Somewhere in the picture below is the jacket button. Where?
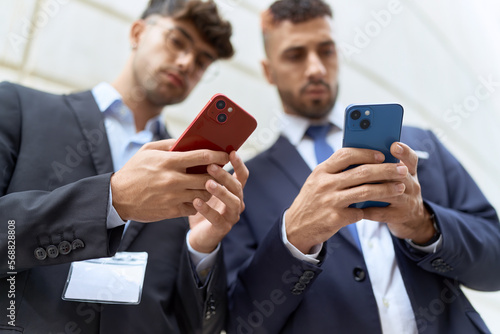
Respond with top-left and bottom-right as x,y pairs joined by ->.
431,258 -> 444,267
46,245 -> 59,258
353,267 -> 366,282
431,258 -> 453,272
303,270 -> 315,279
58,241 -> 72,255
72,239 -> 85,250
34,247 -> 47,260
205,294 -> 216,320
299,276 -> 311,284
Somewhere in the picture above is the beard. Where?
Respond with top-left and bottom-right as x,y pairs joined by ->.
278,81 -> 338,120
132,58 -> 189,107
141,72 -> 188,106
144,82 -> 185,106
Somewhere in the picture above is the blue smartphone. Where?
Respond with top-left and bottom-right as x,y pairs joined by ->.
342,103 -> 404,209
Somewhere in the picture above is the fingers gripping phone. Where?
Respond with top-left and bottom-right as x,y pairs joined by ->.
170,93 -> 257,173
342,103 -> 404,209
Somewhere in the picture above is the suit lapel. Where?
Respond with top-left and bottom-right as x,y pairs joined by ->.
65,90 -> 144,248
269,136 -> 361,251
118,222 -> 144,251
338,227 -> 362,252
268,136 -> 311,188
158,123 -> 171,140
64,90 -> 114,175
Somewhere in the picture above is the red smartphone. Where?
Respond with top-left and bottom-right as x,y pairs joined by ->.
170,93 -> 257,173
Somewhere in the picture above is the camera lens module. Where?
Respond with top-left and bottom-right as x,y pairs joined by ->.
216,100 -> 226,110
360,119 -> 371,129
350,110 -> 361,120
217,113 -> 227,123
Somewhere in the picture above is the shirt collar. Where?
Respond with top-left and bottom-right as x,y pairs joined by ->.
91,82 -> 168,139
144,116 -> 168,140
280,102 -> 345,146
91,82 -> 122,113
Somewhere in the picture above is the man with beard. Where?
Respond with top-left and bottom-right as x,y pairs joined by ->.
223,0 -> 500,333
0,1 -> 245,333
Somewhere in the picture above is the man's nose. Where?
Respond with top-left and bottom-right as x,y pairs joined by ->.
305,52 -> 327,81
175,51 -> 195,73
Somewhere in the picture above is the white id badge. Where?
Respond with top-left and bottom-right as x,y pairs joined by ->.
62,252 -> 148,304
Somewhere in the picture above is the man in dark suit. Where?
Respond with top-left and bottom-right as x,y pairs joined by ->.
0,1 -> 246,333
223,0 -> 500,333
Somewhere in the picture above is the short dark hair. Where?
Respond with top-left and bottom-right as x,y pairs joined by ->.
261,0 -> 333,56
141,0 -> 234,59
262,0 -> 332,28
141,0 -> 185,18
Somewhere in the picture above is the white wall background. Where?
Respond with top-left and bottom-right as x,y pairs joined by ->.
1,0 -> 499,332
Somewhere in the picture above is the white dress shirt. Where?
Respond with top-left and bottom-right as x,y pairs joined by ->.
279,103 -> 423,333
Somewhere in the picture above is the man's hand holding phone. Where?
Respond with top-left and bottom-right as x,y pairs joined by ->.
286,103 -> 436,253
362,142 -> 437,244
110,139 -> 231,222
170,93 -> 256,252
285,147 -> 407,254
188,151 -> 249,253
110,139 -> 249,253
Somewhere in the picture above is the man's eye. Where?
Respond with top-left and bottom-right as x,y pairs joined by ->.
196,59 -> 209,70
284,51 -> 305,61
319,45 -> 336,57
166,32 -> 189,51
195,54 -> 213,70
170,37 -> 185,49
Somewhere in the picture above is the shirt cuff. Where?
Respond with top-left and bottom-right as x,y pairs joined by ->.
282,210 -> 322,264
405,234 -> 443,253
107,185 -> 127,229
186,230 -> 219,282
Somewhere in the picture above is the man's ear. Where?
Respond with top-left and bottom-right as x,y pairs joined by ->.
130,19 -> 147,49
261,59 -> 275,85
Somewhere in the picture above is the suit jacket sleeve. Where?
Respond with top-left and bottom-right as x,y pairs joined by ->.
0,82 -> 123,276
224,211 -> 325,333
176,239 -> 227,334
396,129 -> 500,291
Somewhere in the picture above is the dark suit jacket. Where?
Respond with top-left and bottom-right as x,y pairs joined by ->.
0,82 -> 226,334
223,127 -> 500,333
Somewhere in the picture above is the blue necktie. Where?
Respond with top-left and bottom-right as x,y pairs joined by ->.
305,125 -> 334,164
306,124 -> 361,249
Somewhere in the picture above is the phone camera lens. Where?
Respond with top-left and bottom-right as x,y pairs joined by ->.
350,110 -> 361,120
217,113 -> 227,123
360,119 -> 371,129
216,100 -> 226,110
